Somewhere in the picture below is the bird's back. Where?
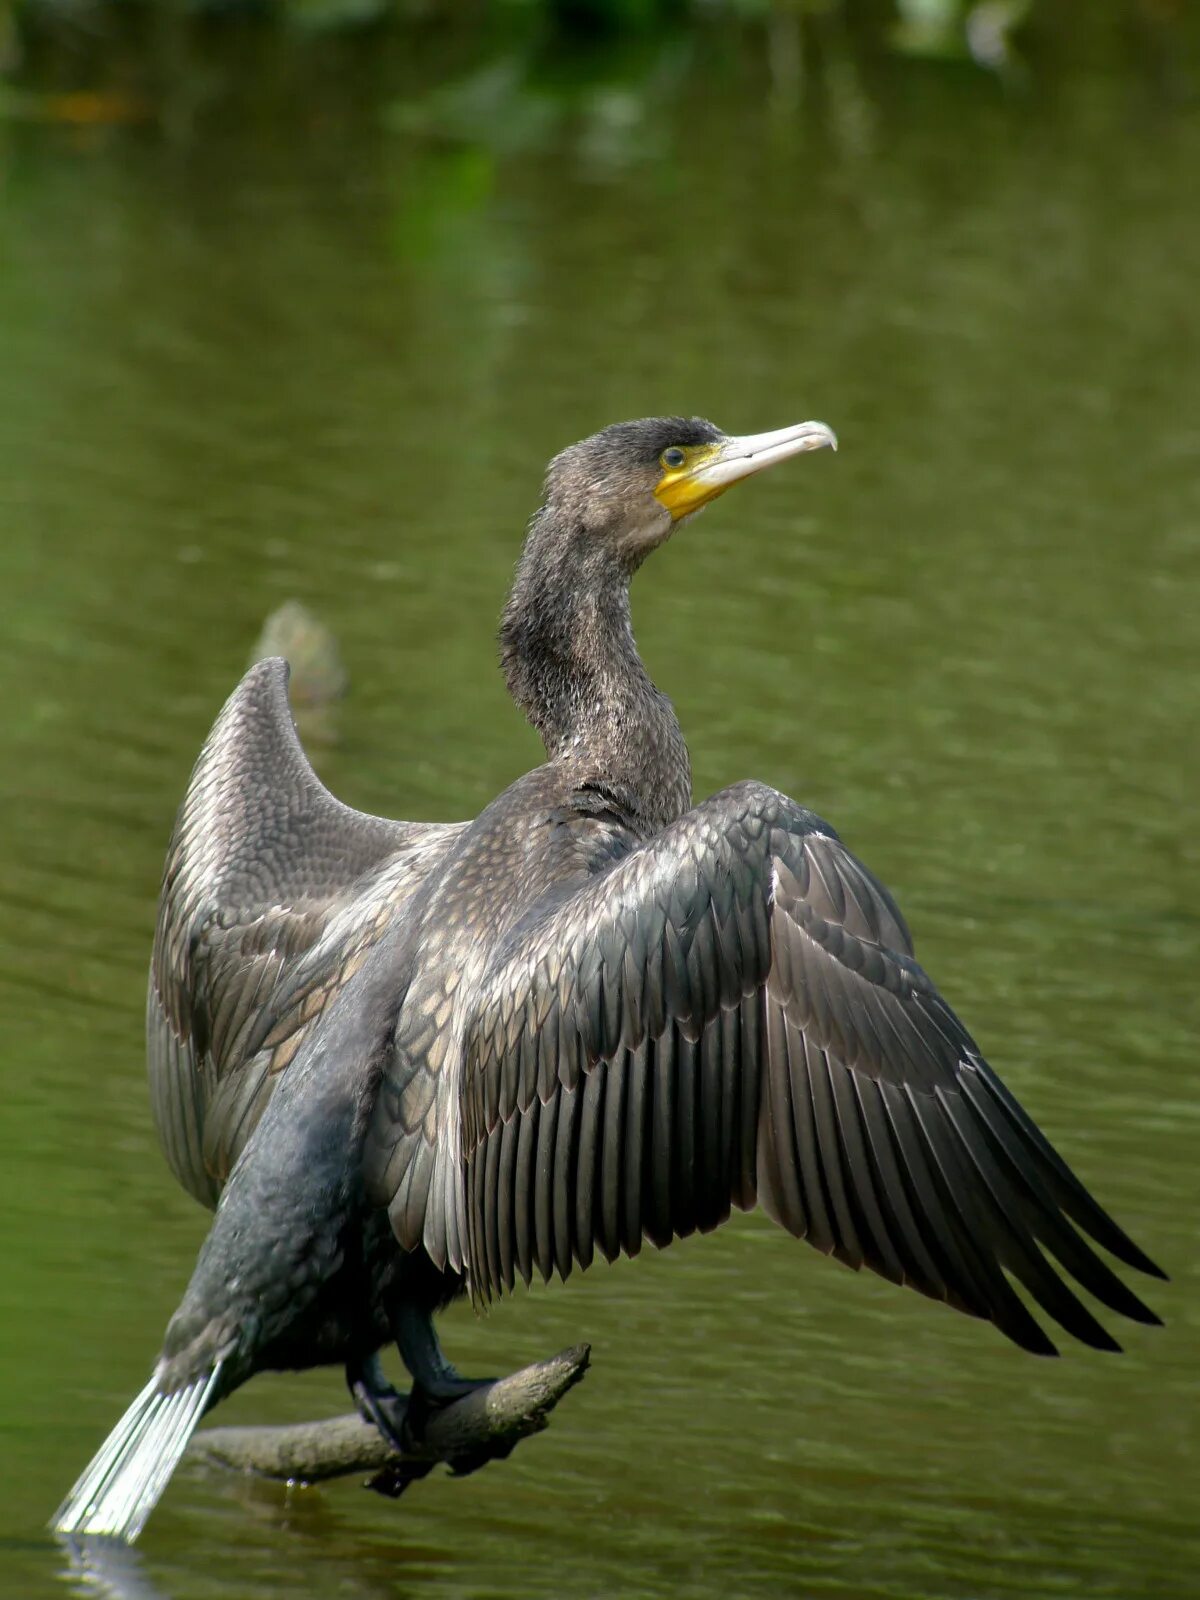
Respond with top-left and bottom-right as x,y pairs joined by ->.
363,760 -> 643,1273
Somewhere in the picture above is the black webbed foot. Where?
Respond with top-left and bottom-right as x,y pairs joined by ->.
367,1459 -> 434,1499
401,1374 -> 496,1452
392,1298 -> 497,1449
448,1437 -> 515,1478
346,1353 -> 409,1455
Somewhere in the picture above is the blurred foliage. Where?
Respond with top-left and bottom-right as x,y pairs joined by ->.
0,0 -> 1193,105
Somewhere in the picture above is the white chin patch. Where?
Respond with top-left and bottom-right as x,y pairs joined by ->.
619,499 -> 674,555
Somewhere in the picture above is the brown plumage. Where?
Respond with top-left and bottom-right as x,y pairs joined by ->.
54,416 -> 1163,1545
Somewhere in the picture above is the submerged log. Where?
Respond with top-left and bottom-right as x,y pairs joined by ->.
187,1345 -> 590,1495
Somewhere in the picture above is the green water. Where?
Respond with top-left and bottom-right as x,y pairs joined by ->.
2,21 -> 1198,1600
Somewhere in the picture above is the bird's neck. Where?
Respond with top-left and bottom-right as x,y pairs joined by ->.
499,515 -> 691,834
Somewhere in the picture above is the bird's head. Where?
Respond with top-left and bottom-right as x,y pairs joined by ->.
541,414 -> 838,569
504,413 -> 838,755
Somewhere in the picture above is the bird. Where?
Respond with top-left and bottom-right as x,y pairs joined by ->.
54,415 -> 1164,1544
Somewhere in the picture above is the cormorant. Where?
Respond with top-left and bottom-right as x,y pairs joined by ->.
54,417 -> 1163,1544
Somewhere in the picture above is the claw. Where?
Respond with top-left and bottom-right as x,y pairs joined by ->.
367,1459 -> 433,1499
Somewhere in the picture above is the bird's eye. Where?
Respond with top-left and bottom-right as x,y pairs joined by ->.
661,447 -> 686,470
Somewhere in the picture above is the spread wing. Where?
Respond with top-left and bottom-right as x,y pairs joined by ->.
148,657 -> 464,1207
459,779 -> 1163,1352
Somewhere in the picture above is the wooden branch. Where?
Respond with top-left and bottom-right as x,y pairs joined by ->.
187,1345 -> 590,1495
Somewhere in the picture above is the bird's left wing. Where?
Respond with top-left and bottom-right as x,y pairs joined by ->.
148,657 -> 465,1207
459,780 -> 1162,1352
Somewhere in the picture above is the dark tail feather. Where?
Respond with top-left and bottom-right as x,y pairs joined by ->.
52,1363 -> 222,1543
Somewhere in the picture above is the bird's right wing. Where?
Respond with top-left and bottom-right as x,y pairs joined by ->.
148,657 -> 464,1207
458,780 -> 1163,1352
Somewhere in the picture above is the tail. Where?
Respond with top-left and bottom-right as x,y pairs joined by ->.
52,1362 -> 223,1543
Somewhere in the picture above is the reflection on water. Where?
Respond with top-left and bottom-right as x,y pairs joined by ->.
1,17 -> 1198,1600
60,1536 -> 170,1600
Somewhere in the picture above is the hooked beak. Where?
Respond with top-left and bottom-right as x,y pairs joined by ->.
655,420 -> 838,521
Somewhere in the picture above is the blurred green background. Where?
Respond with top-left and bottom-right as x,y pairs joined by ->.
1,3 -> 1198,1598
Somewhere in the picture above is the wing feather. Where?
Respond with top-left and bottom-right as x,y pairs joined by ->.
147,658 -> 462,1206
647,1033 -> 674,1248
456,779 -> 1162,1350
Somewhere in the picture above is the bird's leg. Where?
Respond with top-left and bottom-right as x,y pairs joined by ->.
347,1351 -> 435,1493
346,1352 -> 410,1454
393,1301 -> 495,1447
